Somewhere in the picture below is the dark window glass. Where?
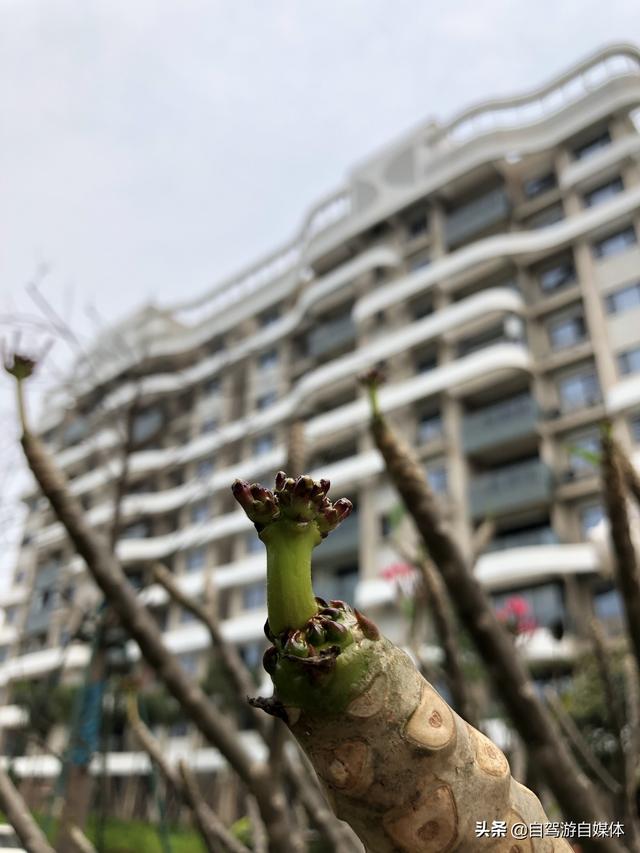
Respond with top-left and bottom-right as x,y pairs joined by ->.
558,371 -> 601,412
258,349 -> 278,370
523,172 -> 556,199
592,226 -> 637,259
539,260 -> 576,293
580,503 -> 603,533
618,346 -> 640,376
606,282 -> 640,314
253,434 -> 274,456
573,129 -> 611,160
418,413 -> 442,444
257,392 -> 277,410
548,315 -> 586,350
186,547 -> 206,572
583,177 -> 623,208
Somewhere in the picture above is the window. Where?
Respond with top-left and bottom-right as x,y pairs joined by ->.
180,607 -> 196,624
178,653 -> 199,676
526,203 -> 564,230
523,172 -> 556,199
580,503 -> 604,534
426,464 -> 448,495
416,352 -> 437,373
257,392 -> 277,411
407,216 -> 428,239
258,349 -> 278,370
557,370 -> 601,412
592,226 -> 637,259
5,608 -> 17,626
259,307 -> 280,327
573,129 -> 611,160
242,584 -> 266,610
190,501 -> 209,524
606,281 -> 640,314
618,346 -> 640,376
203,377 -> 220,396
548,314 -> 586,350
567,432 -> 600,475
185,547 -> 206,573
246,533 -> 263,555
418,412 -> 442,444
253,434 -> 274,456
583,177 -> 623,208
197,459 -> 214,480
594,584 -> 624,634
200,418 -> 217,434
630,414 -> 640,443
62,417 -> 89,448
411,297 -> 433,320
121,521 -> 149,540
538,258 -> 576,293
132,408 -> 164,444
408,253 -> 431,272
239,642 -> 263,672
169,720 -> 189,737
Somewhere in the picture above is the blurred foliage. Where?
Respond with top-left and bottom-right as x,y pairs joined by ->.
10,680 -> 77,740
560,647 -> 627,769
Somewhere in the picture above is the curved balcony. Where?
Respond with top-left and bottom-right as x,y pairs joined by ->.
42,287 -> 525,488
443,44 -> 640,145
39,45 -> 640,436
42,245 -> 400,433
33,343 -> 532,551
357,183 -> 640,322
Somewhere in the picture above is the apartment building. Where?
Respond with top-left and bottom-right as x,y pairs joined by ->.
2,42 -> 640,786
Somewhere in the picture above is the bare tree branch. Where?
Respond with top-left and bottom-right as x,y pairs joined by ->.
364,390 -> 622,852
0,763 -> 55,853
126,692 -> 249,853
8,370 -> 298,853
392,537 -> 477,727
545,688 -> 621,797
179,762 -> 250,853
601,428 -> 640,676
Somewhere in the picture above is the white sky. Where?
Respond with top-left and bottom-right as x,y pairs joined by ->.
1,0 -> 640,578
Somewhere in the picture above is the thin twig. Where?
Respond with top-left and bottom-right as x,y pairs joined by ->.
0,762 -> 55,853
545,688 -> 621,796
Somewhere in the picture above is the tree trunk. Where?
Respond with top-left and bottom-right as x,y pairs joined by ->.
368,411 -> 624,853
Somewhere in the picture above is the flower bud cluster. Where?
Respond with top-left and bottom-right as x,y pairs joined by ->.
232,471 -> 352,536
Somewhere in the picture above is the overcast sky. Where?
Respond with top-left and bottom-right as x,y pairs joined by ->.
1,0 -> 640,571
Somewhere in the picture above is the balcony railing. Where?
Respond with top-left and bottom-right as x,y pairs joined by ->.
485,526 -> 559,553
463,394 -> 538,454
469,458 -> 553,518
445,187 -> 510,247
307,314 -> 356,358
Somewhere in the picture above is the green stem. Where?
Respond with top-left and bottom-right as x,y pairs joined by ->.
262,520 -> 320,635
367,382 -> 381,419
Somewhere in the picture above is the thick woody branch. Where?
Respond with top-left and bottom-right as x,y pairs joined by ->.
0,763 -> 55,853
152,566 -> 357,853
601,430 -> 640,675
10,376 -> 297,853
366,400 -> 622,852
